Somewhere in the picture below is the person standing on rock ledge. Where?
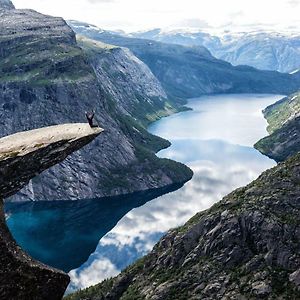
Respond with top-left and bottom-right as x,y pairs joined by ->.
85,111 -> 97,127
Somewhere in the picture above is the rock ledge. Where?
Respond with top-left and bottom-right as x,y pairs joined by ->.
0,123 -> 102,299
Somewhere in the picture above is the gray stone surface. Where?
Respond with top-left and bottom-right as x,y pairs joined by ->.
0,7 -> 192,202
0,123 -> 101,300
0,124 -> 102,198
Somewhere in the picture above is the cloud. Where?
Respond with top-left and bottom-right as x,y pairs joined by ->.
229,10 -> 244,19
173,19 -> 211,29
67,95 -> 279,292
68,257 -> 119,292
87,0 -> 115,3
287,0 -> 299,7
13,0 -> 300,32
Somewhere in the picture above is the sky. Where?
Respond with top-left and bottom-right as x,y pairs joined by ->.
13,0 -> 300,33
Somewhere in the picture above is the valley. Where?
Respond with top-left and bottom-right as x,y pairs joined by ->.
6,94 -> 281,292
0,0 -> 300,299
69,21 -> 300,101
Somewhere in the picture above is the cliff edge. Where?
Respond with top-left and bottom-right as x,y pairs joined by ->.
0,123 -> 102,299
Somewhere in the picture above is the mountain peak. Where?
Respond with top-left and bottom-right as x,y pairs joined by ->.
0,0 -> 15,10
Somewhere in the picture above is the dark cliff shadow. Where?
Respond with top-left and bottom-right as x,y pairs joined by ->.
0,199 -> 69,300
4,183 -> 183,272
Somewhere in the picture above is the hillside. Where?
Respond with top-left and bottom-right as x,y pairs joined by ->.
77,36 -> 183,126
255,91 -> 300,161
213,32 -> 300,74
68,22 -> 300,101
0,5 -> 192,202
130,29 -> 300,73
65,150 -> 300,300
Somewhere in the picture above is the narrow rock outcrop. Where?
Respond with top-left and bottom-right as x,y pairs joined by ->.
0,124 -> 102,199
0,123 -> 102,299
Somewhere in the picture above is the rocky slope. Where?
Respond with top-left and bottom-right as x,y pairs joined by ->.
0,5 -> 192,202
0,123 -> 101,300
255,91 -> 300,161
77,36 -> 182,126
213,32 -> 300,74
130,29 -> 300,73
68,21 -> 300,101
65,151 -> 300,300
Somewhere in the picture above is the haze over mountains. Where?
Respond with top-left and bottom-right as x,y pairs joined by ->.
69,21 -> 300,101
127,28 -> 300,73
71,24 -> 300,74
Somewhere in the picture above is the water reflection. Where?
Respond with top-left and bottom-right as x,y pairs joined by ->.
67,94 -> 282,292
5,184 -> 183,272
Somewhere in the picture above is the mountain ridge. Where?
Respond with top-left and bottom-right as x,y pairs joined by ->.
0,0 -> 14,10
68,21 -> 300,101
0,7 -> 192,202
127,28 -> 300,73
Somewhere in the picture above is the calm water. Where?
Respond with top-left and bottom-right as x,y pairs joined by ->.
5,94 -> 283,292
5,185 -> 182,271
66,94 -> 282,292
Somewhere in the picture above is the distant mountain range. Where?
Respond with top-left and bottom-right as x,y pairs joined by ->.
69,21 -> 300,101
128,28 -> 300,73
2,0 -> 300,298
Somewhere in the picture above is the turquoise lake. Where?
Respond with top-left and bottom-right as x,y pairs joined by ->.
5,94 -> 283,292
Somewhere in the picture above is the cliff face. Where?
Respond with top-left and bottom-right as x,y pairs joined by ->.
69,21 -> 300,101
0,124 -> 102,199
0,7 -> 192,202
255,91 -> 300,161
78,36 -> 180,126
65,152 -> 300,300
0,124 -> 102,300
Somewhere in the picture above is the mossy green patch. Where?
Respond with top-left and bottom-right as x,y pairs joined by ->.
263,91 -> 300,134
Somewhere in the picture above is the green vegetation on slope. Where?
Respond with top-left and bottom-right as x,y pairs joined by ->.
0,43 -> 93,84
78,35 -> 188,127
263,91 -> 300,133
65,152 -> 300,300
98,104 -> 193,195
0,8 -> 193,203
255,91 -> 300,161
255,115 -> 300,162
